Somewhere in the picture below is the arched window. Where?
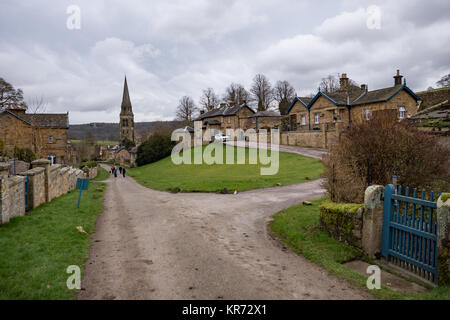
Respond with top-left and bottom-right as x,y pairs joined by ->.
398,106 -> 406,119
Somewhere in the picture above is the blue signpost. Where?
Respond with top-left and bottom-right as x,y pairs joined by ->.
76,178 -> 90,208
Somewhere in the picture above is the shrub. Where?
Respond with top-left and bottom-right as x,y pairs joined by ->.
80,161 -> 97,169
13,147 -> 36,163
323,112 -> 450,203
136,132 -> 175,166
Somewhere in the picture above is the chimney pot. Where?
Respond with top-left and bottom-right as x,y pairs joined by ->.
394,70 -> 403,86
340,73 -> 349,91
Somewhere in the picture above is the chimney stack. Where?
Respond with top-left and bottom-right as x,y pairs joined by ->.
220,102 -> 226,108
394,69 -> 403,86
200,110 -> 205,115
340,73 -> 349,92
360,84 -> 367,92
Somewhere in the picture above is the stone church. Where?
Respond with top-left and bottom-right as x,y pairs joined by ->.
120,76 -> 135,144
115,77 -> 137,166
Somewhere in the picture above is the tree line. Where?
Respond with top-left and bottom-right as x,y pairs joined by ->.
175,74 -> 298,123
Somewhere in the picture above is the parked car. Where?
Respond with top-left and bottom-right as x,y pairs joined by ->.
214,133 -> 230,142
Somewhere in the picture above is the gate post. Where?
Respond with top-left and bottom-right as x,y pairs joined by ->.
363,185 -> 384,259
437,194 -> 450,285
381,184 -> 395,258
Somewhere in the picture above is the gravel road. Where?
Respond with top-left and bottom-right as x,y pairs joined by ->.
78,168 -> 370,300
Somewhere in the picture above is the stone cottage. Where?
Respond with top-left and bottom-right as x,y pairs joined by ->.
286,70 -> 421,131
0,104 -> 69,163
194,102 -> 256,134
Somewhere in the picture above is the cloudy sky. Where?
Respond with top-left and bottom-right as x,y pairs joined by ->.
1,0 -> 449,124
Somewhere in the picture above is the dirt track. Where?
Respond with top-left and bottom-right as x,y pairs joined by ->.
78,169 -> 370,300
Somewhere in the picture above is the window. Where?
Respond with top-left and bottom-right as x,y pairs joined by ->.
399,106 -> 406,119
314,113 -> 319,124
252,118 -> 256,123
301,115 -> 306,125
228,117 -> 231,124
48,136 -> 53,143
363,109 -> 370,120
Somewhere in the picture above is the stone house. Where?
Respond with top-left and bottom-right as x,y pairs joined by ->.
114,146 -> 137,167
0,104 -> 69,163
248,111 -> 282,131
286,71 -> 421,131
195,103 -> 256,134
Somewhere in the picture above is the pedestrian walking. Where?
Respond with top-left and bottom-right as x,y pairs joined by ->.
122,167 -> 126,178
111,165 -> 115,174
114,168 -> 118,178
119,166 -> 123,175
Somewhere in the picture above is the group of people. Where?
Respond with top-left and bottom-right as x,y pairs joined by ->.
110,165 -> 127,178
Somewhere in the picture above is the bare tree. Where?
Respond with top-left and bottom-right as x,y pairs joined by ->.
223,83 -> 251,106
319,74 -> 358,93
199,88 -> 219,111
250,74 -> 273,111
436,74 -> 450,88
274,80 -> 296,115
319,75 -> 340,93
0,77 -> 26,110
176,96 -> 197,123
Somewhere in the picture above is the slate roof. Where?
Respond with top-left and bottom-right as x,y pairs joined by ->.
286,83 -> 421,115
250,111 -> 281,117
195,103 -> 255,120
22,113 -> 69,129
0,109 -> 69,129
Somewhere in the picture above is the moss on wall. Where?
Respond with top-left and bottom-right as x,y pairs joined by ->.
319,200 -> 364,247
441,193 -> 450,203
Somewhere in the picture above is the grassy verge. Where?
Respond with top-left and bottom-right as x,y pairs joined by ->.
269,198 -> 450,300
129,146 -> 323,192
92,167 -> 109,181
0,182 -> 106,300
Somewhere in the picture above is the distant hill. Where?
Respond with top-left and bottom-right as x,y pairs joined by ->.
68,121 -> 185,141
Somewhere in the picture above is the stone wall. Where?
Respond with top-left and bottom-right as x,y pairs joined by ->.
319,199 -> 364,248
0,164 -> 26,224
281,128 -> 339,149
0,159 -> 92,225
18,167 -> 46,210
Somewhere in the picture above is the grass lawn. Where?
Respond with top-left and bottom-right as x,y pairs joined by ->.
269,198 -> 450,300
129,146 -> 323,192
70,140 -> 118,146
92,167 -> 110,181
0,182 -> 106,300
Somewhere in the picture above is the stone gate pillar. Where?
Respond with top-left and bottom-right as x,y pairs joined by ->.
362,185 -> 385,259
31,159 -> 51,202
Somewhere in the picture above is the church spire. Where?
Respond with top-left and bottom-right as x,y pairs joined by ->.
121,76 -> 132,115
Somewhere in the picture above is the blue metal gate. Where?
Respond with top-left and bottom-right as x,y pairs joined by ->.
24,176 -> 29,211
381,184 -> 438,283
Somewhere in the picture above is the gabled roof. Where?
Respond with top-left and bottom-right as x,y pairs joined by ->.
0,109 -> 69,129
351,84 -> 421,106
289,83 -> 421,112
286,97 -> 313,115
195,103 -> 255,120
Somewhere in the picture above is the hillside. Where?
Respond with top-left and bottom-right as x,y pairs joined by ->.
68,121 -> 184,141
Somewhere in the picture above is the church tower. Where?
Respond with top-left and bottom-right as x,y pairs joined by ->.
119,76 -> 135,144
